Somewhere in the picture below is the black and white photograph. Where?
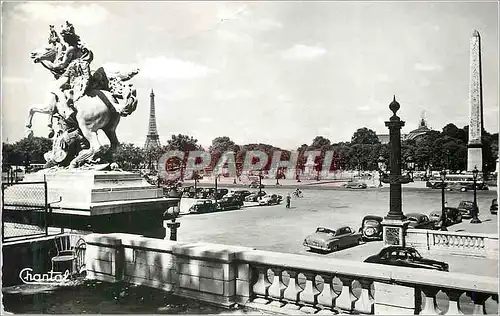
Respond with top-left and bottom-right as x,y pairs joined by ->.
1,1 -> 499,314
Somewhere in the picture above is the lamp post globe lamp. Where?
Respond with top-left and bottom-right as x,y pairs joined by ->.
471,166 -> 482,224
440,169 -> 447,231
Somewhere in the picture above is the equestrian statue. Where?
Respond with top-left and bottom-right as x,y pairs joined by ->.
26,22 -> 140,168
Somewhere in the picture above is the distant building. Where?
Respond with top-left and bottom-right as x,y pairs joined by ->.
377,113 -> 433,144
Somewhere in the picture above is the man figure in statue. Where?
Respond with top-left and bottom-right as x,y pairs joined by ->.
34,21 -> 94,121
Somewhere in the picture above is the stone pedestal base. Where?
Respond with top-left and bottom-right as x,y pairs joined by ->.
6,169 -> 180,238
381,219 -> 410,247
467,146 -> 483,172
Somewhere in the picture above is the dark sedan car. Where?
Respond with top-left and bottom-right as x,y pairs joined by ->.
406,213 -> 436,230
217,196 -> 241,211
360,215 -> 383,241
457,200 -> 478,219
364,246 -> 449,271
189,200 -> 217,214
491,198 -> 498,215
429,208 -> 462,229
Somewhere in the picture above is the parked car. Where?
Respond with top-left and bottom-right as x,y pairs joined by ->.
405,213 -> 436,230
342,181 -> 367,189
217,196 -> 242,211
249,181 -> 265,189
360,215 -> 383,241
429,208 -> 463,228
364,246 -> 449,271
215,188 -> 229,200
457,200 -> 478,219
258,194 -> 282,206
303,225 -> 362,252
233,190 -> 252,198
490,198 -> 498,215
245,191 -> 267,202
189,200 -> 217,214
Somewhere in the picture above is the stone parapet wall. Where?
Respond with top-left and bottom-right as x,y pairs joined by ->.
85,233 -> 499,314
406,229 -> 498,259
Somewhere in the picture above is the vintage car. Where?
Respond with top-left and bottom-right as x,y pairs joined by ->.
215,188 -> 229,200
189,200 -> 217,214
405,213 -> 436,230
258,194 -> 282,206
429,208 -> 462,229
491,198 -> 498,215
217,196 -> 242,211
245,191 -> 267,202
360,215 -> 383,241
364,246 -> 449,271
342,181 -> 367,189
249,181 -> 265,189
303,225 -> 362,252
457,200 -> 478,219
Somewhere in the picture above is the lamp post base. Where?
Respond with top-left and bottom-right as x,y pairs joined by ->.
381,219 -> 410,247
470,218 -> 482,224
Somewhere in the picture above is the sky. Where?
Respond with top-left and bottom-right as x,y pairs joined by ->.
1,1 -> 499,150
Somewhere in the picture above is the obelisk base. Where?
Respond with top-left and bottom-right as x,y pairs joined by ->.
381,219 -> 410,247
467,146 -> 483,172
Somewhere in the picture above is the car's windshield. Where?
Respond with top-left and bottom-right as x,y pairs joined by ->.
316,227 -> 335,235
408,249 -> 422,259
365,220 -> 379,226
407,217 -> 418,222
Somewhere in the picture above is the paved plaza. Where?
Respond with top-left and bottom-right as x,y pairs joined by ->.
177,186 -> 498,277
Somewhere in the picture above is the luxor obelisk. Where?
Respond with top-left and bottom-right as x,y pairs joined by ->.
467,30 -> 484,172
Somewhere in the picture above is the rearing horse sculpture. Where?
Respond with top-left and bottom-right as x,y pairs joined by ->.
26,44 -> 139,168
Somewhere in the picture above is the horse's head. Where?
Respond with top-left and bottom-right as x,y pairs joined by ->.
30,45 -> 57,63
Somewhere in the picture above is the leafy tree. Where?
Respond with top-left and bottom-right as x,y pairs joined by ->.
2,137 -> 52,166
351,128 -> 380,145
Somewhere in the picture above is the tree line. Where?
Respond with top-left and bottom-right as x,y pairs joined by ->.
3,123 -> 498,176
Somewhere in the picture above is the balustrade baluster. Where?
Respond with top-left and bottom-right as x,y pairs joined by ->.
443,289 -> 465,315
465,236 -> 472,248
419,287 -> 441,315
354,279 -> 374,314
283,270 -> 303,308
458,236 -> 465,248
252,265 -> 271,302
268,267 -> 286,306
469,292 -> 489,314
479,237 -> 485,249
335,276 -> 357,312
299,272 -> 319,306
317,274 -> 336,310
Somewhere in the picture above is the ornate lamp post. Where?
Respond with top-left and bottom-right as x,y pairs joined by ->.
275,163 -> 280,186
214,173 -> 219,205
471,166 -> 482,224
379,97 -> 413,247
440,169 -> 447,231
406,156 -> 415,181
259,171 -> 263,200
163,206 -> 180,241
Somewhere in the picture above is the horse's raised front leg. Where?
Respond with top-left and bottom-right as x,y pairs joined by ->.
25,93 -> 57,137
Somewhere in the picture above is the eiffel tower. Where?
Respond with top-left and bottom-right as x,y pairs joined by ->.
144,89 -> 161,149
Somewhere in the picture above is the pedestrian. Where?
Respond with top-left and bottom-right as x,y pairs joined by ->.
286,193 -> 291,209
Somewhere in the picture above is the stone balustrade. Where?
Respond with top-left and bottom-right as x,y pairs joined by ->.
406,229 -> 498,259
85,233 -> 498,315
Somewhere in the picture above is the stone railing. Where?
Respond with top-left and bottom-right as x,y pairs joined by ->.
85,233 -> 499,315
406,229 -> 498,259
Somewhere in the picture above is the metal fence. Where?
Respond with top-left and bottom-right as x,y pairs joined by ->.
2,181 -> 49,242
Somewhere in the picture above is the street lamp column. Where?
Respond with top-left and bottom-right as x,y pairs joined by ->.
380,97 -> 412,247
440,169 -> 447,231
471,166 -> 482,224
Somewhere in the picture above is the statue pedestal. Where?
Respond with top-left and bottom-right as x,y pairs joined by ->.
11,169 -> 180,238
381,219 -> 410,247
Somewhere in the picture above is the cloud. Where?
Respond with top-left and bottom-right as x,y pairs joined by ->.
375,73 -> 392,83
217,4 -> 248,22
254,18 -> 283,31
213,89 -> 253,100
217,29 -> 252,43
414,63 -> 443,72
139,57 -> 217,80
11,2 -> 109,26
282,44 -> 327,60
